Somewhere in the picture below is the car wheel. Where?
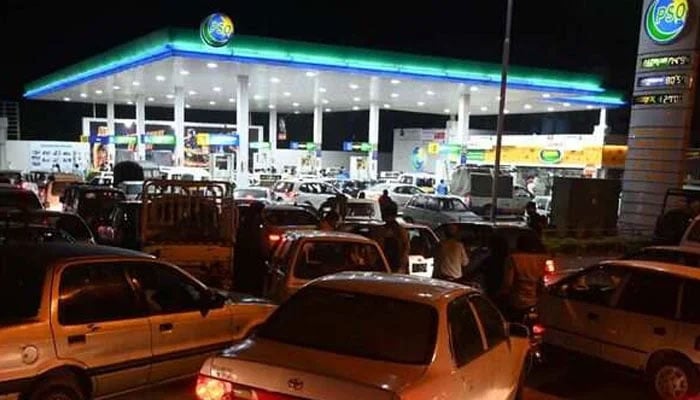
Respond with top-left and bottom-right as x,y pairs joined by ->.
648,355 -> 700,400
29,375 -> 86,400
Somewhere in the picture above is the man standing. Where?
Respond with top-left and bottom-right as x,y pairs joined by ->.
378,189 -> 392,217
378,201 -> 410,274
435,224 -> 469,281
525,201 -> 547,237
436,179 -> 449,195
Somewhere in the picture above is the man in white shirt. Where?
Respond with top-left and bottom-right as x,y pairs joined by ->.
435,224 -> 469,281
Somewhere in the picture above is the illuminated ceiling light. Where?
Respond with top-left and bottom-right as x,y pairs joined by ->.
325,108 -> 332,112
426,90 -> 435,96
156,75 -> 166,81
127,101 -> 134,105
321,99 -> 329,104
253,95 -> 263,100
586,105 -> 594,110
147,97 -> 155,102
180,70 -> 190,75
524,104 -> 532,110
213,87 -> 222,92
188,90 -> 197,95
63,97 -> 71,102
353,97 -> 361,102
113,85 -> 121,90
480,106 -> 488,112
283,92 -> 291,97
305,71 -> 317,77
563,102 -> 571,107
542,93 -> 551,98
319,87 -> 327,93
294,110 -> 301,114
209,101 -> 217,105
444,108 -> 451,114
185,104 -> 191,108
349,83 -> 359,90
417,101 -> 425,106
228,98 -> 235,103
79,93 -> 88,98
384,104 -> 391,109
132,81 -> 140,86
390,93 -> 399,98
547,106 -> 555,112
95,89 -> 103,94
292,102 -> 300,107
207,62 -> 218,69
270,77 -> 281,83
166,94 -> 174,99
390,79 -> 401,85
470,86 -> 479,92
352,106 -> 360,111
504,109 -> 510,114
268,104 -> 276,109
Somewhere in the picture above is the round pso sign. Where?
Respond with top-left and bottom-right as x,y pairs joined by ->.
645,0 -> 689,44
200,13 -> 234,47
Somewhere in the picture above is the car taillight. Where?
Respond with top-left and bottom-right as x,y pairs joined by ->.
532,324 -> 545,336
268,234 -> 282,242
196,375 -> 232,400
545,259 -> 556,274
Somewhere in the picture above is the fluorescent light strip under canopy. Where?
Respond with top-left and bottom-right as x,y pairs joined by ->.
25,29 -> 624,106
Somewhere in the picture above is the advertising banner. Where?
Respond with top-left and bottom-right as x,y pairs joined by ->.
185,126 -> 237,167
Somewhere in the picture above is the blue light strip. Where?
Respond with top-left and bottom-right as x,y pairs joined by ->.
548,96 -> 627,106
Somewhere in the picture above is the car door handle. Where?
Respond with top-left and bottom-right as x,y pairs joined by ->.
68,334 -> 86,345
159,323 -> 174,332
653,327 -> 667,336
587,312 -> 599,321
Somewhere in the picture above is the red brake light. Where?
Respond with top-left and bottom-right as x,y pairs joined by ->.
268,234 -> 282,242
196,375 -> 231,400
532,324 -> 545,336
545,259 -> 556,274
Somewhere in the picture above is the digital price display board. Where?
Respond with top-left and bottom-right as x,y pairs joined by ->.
633,93 -> 684,105
640,55 -> 692,69
637,74 -> 689,88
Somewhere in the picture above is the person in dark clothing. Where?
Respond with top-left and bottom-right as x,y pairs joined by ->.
234,201 -> 266,296
525,201 -> 547,237
377,201 -> 410,274
481,235 -> 510,300
379,190 -> 392,217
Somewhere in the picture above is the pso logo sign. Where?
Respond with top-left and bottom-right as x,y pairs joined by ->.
200,13 -> 234,47
645,0 -> 690,44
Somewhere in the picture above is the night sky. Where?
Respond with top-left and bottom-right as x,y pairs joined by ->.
0,0 -> 643,148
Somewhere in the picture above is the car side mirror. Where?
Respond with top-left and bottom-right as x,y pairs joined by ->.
508,323 -> 530,339
200,290 -> 225,316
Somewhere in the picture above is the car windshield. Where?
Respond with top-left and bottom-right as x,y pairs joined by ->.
235,189 -> 268,199
258,286 -> 438,365
263,209 -> 319,226
294,241 -> 386,279
0,191 -> 42,211
346,203 -> 377,218
0,253 -> 45,324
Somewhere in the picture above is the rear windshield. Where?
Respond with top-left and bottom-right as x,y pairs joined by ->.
273,182 -> 294,192
294,240 -> 386,279
416,178 -> 435,187
51,181 -> 71,196
0,191 -> 42,211
0,254 -> 45,323
263,209 -> 319,226
0,227 -> 76,245
26,214 -> 92,241
79,191 -> 126,216
235,189 -> 268,199
346,203 -> 377,218
123,184 -> 142,195
258,287 -> 438,365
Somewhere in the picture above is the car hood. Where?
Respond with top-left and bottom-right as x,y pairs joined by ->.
211,338 -> 428,394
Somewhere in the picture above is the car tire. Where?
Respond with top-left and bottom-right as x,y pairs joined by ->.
647,354 -> 700,400
28,374 -> 86,400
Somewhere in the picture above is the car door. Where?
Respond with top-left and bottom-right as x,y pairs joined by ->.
52,260 -> 152,397
405,196 -> 427,223
447,295 -> 490,398
265,237 -> 296,302
470,295 -> 522,396
540,264 -> 627,359
602,269 -> 682,369
125,262 -> 233,384
677,279 -> 700,364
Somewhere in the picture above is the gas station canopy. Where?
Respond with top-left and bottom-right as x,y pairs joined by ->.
24,28 -> 624,114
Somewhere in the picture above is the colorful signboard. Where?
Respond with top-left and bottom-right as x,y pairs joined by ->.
342,142 -> 373,152
640,54 -> 692,69
290,142 -> 316,151
250,142 -> 271,150
200,13 -> 234,47
632,93 -> 684,105
637,73 -> 689,88
645,0 -> 690,44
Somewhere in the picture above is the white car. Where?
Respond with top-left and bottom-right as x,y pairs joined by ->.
398,173 -> 436,194
359,183 -> 424,206
234,186 -> 274,203
272,180 -> 344,210
541,259 -> 700,400
198,272 -> 531,400
344,198 -> 382,221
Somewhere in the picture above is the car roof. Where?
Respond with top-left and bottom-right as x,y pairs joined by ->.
310,272 -> 476,304
347,199 -> 376,204
436,221 -> 527,229
264,204 -> 315,212
1,243 -> 153,265
601,259 -> 700,280
341,219 -> 431,230
284,230 -> 375,242
643,245 -> 700,255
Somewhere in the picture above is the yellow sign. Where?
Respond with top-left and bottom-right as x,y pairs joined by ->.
427,142 -> 440,155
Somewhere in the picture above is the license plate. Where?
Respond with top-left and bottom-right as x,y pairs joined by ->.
412,263 -> 427,273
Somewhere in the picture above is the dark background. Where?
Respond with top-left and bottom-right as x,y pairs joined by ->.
0,0 -> 642,150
